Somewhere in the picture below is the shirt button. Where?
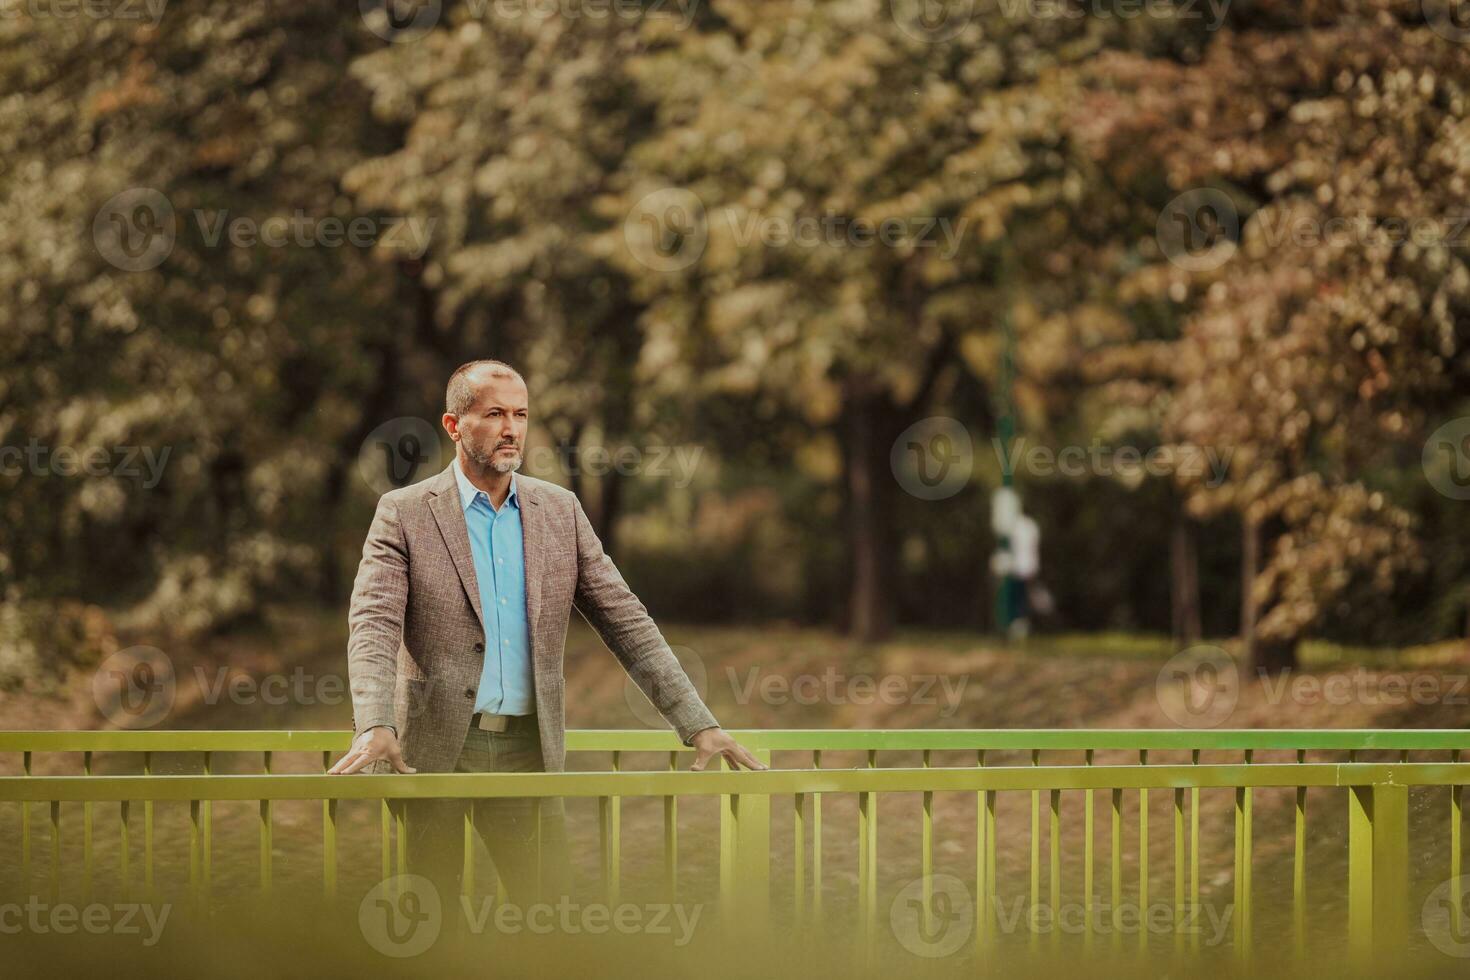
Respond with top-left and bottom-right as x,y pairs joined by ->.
500,598 -> 507,604
473,641 -> 484,652
502,639 -> 510,646
464,688 -> 475,699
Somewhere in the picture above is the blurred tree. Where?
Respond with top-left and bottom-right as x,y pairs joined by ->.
342,6 -> 718,550
0,1 -> 405,666
600,0 -> 1214,640
1072,0 -> 1470,668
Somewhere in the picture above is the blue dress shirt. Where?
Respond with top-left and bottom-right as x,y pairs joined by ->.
453,460 -> 533,715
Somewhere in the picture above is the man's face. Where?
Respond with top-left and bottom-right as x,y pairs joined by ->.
447,372 -> 529,474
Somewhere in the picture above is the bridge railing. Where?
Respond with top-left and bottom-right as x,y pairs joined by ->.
1,729 -> 1467,960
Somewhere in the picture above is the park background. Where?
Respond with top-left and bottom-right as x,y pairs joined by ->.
2,0 -> 1470,734
6,3 -> 1470,969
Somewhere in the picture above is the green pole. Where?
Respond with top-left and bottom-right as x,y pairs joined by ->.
993,294 -> 1018,634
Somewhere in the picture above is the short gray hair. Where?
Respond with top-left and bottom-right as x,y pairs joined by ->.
445,360 -> 524,416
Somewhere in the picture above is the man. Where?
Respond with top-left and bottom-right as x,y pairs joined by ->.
330,359 -> 764,900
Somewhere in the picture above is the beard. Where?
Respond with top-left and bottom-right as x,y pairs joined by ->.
465,438 -> 523,474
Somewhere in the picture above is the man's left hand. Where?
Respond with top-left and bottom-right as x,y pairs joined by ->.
689,728 -> 768,771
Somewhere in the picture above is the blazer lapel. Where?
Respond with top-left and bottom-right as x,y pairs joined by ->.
428,465 -> 484,630
519,481 -> 545,665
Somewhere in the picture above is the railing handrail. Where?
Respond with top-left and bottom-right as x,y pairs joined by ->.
3,762 -> 1469,801
4,728 -> 1470,753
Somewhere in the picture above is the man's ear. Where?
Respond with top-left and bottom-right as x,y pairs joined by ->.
441,413 -> 460,441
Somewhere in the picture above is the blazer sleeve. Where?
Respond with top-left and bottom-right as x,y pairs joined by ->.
570,494 -> 719,745
347,493 -> 409,736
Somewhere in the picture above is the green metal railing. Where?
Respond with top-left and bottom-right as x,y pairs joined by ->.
1,729 -> 1468,959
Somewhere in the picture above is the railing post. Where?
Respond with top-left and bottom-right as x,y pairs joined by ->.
1348,782 -> 1409,960
20,751 -> 31,896
321,751 -> 338,902
718,751 -> 771,940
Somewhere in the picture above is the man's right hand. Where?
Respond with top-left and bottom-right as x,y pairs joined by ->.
328,726 -> 416,775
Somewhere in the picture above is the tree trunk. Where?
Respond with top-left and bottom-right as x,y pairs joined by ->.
842,381 -> 896,643
1241,513 -> 1299,674
1170,510 -> 1202,647
597,468 -> 625,557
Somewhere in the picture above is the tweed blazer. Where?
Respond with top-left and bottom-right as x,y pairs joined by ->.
346,463 -> 718,773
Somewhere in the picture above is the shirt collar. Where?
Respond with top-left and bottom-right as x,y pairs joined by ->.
452,458 -> 519,512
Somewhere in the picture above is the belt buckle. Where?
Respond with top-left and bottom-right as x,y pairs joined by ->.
476,712 -> 510,733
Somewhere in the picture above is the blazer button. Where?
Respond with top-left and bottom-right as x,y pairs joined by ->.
473,642 -> 485,653
464,688 -> 475,699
